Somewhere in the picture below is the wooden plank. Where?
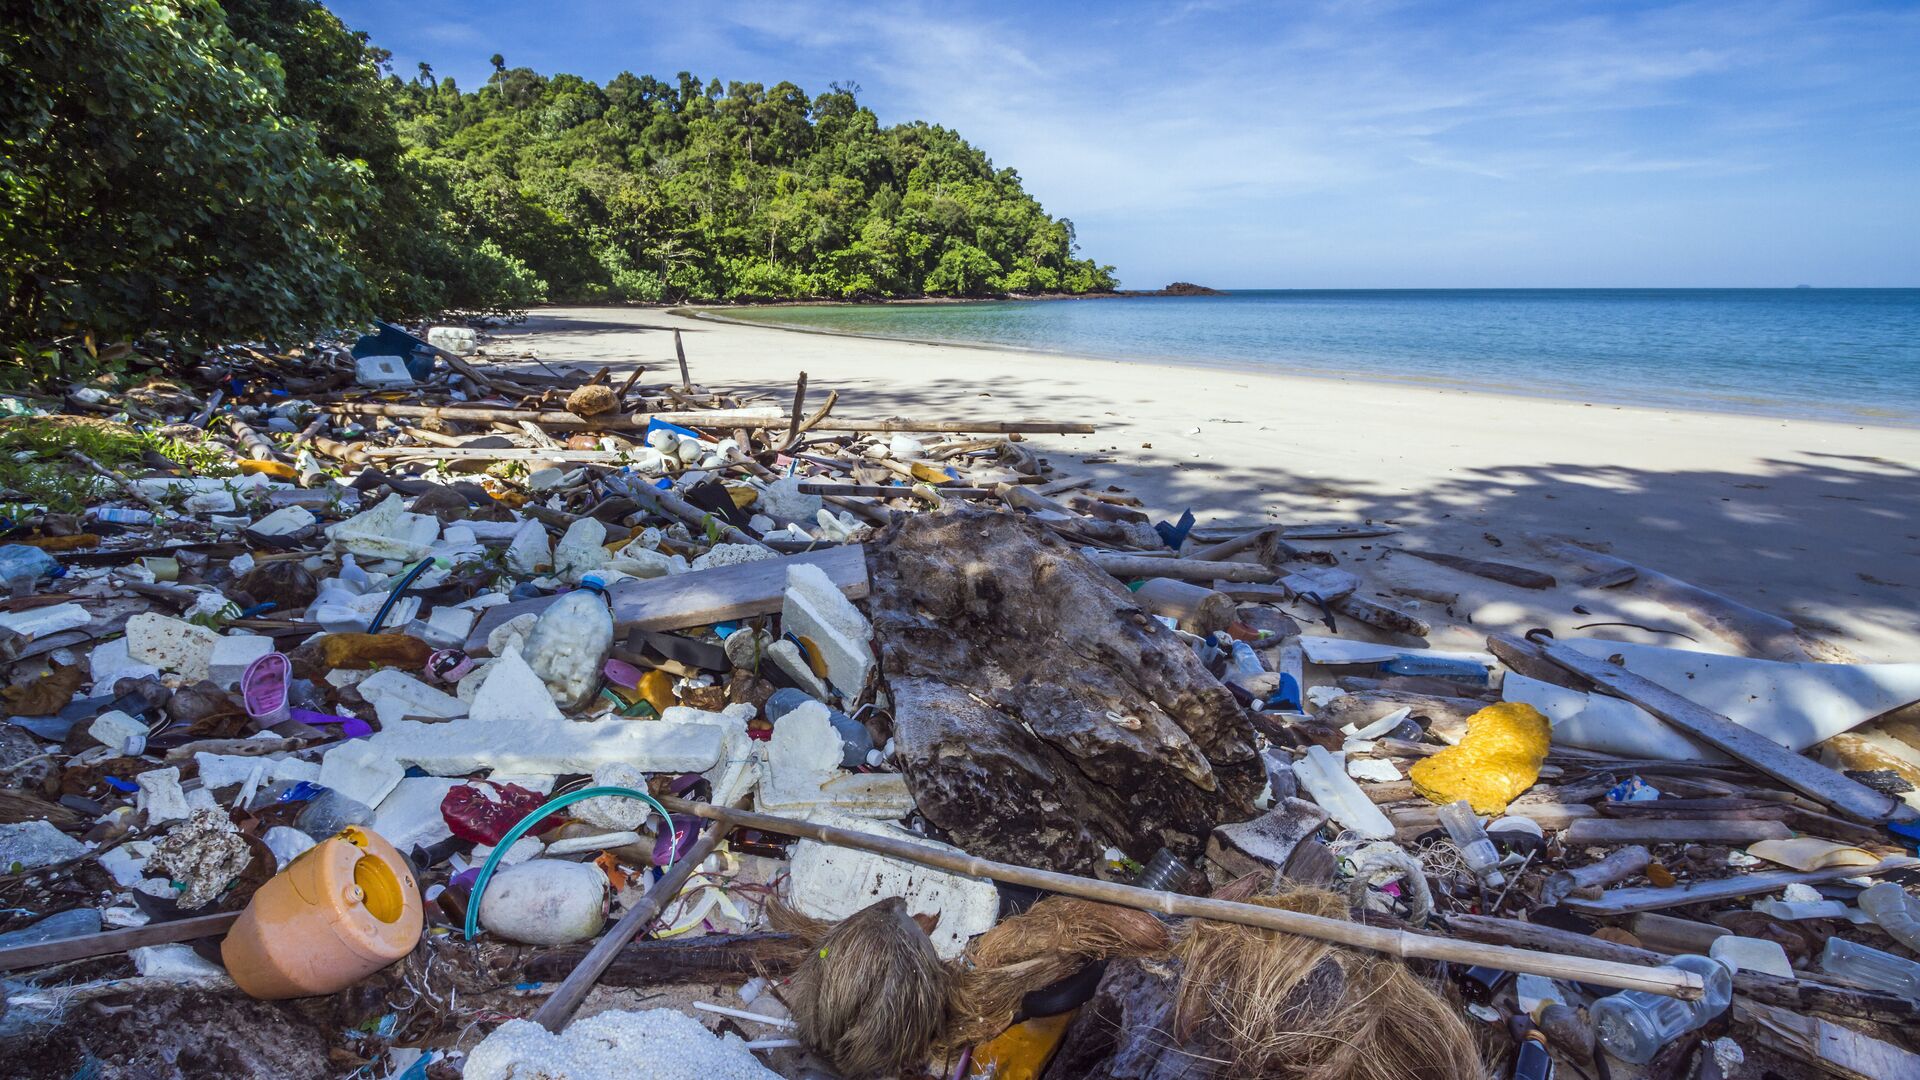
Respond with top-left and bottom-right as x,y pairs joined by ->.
1562,818 -> 1793,846
1526,635 -> 1906,823
1735,999 -> 1920,1080
0,911 -> 239,972
464,545 -> 868,654
1560,856 -> 1920,916
1086,552 -> 1275,584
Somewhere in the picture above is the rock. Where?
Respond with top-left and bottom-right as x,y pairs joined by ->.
0,819 -> 87,871
865,508 -> 1263,872
565,383 -> 619,417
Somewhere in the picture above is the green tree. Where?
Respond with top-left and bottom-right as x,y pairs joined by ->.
0,0 -> 370,352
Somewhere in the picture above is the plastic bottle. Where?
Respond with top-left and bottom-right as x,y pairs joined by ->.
295,790 -> 374,840
0,544 -> 57,592
1858,882 -> 1920,951
1819,937 -> 1920,998
1226,641 -> 1266,685
1135,848 -> 1192,894
523,575 -> 614,711
90,507 -> 155,526
1436,800 -> 1506,887
1590,954 -> 1733,1065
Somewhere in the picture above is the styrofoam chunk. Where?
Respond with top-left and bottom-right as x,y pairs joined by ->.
470,646 -> 564,722
359,715 -> 724,777
87,709 -> 149,750
781,562 -> 873,695
357,668 -> 467,726
208,634 -> 274,689
124,612 -> 219,681
787,809 -> 998,960
319,740 -> 406,809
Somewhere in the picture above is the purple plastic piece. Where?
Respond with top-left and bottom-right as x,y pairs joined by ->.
241,653 -> 291,725
290,707 -> 374,739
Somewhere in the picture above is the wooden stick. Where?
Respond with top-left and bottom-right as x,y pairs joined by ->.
657,797 -> 1704,999
326,400 -> 1089,436
0,911 -> 239,972
786,372 -> 807,445
1518,634 -> 1905,823
808,418 -> 1094,434
67,450 -> 167,512
673,329 -> 692,392
1561,856 -> 1919,916
782,389 -> 839,452
627,481 -> 770,551
529,811 -> 738,1031
522,932 -> 801,986
1086,552 -> 1276,584
798,483 -> 992,500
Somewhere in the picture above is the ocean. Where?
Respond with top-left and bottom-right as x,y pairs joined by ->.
726,289 -> 1920,425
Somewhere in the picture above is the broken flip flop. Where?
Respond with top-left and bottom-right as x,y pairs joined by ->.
241,652 -> 291,725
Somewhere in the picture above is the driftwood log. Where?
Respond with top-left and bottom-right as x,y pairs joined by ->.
865,508 -> 1265,872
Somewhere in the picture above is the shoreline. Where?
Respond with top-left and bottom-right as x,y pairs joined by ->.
676,303 -> 1920,432
493,305 -> 1920,663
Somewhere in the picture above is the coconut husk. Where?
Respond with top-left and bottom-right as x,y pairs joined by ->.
945,896 -> 1172,1047
1172,878 -> 1481,1080
565,384 -> 619,418
774,897 -> 950,1079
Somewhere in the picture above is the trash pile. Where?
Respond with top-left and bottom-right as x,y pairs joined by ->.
0,320 -> 1917,1079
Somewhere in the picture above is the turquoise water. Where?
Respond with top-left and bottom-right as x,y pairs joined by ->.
724,289 -> 1920,424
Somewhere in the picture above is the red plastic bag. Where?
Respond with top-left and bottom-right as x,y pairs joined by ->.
440,781 -> 564,845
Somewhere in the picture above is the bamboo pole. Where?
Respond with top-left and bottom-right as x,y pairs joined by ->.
325,401 -> 1091,435
657,798 -> 1703,999
529,811 -> 738,1032
1087,552 -> 1276,584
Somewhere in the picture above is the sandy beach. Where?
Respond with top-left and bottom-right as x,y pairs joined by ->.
490,305 -> 1920,663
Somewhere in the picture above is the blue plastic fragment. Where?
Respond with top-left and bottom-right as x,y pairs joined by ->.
1155,508 -> 1197,550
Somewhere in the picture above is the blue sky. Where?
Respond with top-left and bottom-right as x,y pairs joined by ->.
331,1 -> 1920,288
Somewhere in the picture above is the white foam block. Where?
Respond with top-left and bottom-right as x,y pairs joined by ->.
124,613 -> 218,682
781,562 -> 874,695
319,739 -> 405,809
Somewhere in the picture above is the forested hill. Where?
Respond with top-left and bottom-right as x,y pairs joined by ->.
392,63 -> 1118,304
0,1 -> 1114,363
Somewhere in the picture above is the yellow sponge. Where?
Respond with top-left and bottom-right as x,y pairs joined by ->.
1410,701 -> 1551,814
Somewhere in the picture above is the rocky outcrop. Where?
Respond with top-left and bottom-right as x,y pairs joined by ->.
864,508 -> 1263,873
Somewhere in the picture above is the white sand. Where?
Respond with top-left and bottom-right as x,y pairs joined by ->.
488,305 -> 1920,663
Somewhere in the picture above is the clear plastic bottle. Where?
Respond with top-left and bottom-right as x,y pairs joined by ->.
523,575 -> 614,711
1858,883 -> 1920,951
1819,937 -> 1920,998
293,789 -> 373,840
1591,954 -> 1733,1064
1435,800 -> 1506,887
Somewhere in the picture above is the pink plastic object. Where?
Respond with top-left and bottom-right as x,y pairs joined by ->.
242,653 -> 292,725
602,658 -> 644,689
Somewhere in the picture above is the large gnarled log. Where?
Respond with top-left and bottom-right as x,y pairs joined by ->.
866,508 -> 1265,872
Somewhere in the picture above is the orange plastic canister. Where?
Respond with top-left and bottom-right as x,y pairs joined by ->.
221,826 -> 423,999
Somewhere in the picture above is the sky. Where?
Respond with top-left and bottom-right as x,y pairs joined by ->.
331,0 -> 1920,289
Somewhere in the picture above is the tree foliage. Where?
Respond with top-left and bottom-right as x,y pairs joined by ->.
392,69 -> 1117,302
0,0 -> 1112,365
0,0 -> 368,348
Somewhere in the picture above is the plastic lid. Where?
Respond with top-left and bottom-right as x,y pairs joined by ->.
580,574 -> 608,593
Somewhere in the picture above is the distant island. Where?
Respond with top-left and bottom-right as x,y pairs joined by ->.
1120,282 -> 1227,297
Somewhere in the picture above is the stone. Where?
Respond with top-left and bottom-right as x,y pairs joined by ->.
208,634 -> 275,689
0,819 -> 87,870
319,739 -> 406,809
866,508 -> 1263,873
782,562 -> 875,696
124,612 -> 219,681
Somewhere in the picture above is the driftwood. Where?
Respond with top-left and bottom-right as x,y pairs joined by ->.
0,911 -> 239,972
1332,594 -> 1432,638
1539,845 -> 1651,905
866,509 -> 1265,872
1395,548 -> 1556,589
1560,856 -> 1920,916
1512,634 -> 1905,823
523,933 -> 800,987
1561,818 -> 1793,846
1735,998 -> 1920,1079
1085,552 -> 1276,584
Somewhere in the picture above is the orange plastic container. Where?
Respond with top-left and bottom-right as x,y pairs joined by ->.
221,826 -> 423,999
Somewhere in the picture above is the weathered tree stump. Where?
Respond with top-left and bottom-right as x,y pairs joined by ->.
865,508 -> 1263,873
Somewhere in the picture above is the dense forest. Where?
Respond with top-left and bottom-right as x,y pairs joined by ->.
0,0 -> 1114,362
